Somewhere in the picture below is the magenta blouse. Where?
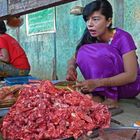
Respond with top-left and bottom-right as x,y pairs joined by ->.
76,28 -> 140,99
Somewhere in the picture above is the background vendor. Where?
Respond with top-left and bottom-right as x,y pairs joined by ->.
0,20 -> 30,78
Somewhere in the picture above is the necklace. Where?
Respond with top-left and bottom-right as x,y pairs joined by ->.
108,37 -> 113,45
108,29 -> 116,44
96,29 -> 116,44
96,37 -> 113,44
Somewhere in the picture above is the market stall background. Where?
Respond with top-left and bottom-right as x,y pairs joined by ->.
0,1 -> 140,139
1,0 -> 140,81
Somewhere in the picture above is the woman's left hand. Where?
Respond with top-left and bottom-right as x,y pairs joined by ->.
74,79 -> 100,93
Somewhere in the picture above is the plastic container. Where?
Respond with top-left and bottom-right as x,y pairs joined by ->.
4,76 -> 38,85
0,108 -> 9,117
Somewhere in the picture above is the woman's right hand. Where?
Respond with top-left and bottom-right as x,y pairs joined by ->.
66,66 -> 77,81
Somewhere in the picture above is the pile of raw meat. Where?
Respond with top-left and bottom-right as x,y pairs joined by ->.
1,80 -> 111,140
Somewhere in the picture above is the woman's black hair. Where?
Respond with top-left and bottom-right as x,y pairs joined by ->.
0,20 -> 7,34
76,0 -> 113,52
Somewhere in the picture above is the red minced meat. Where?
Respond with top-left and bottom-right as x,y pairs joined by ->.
1,80 -> 111,140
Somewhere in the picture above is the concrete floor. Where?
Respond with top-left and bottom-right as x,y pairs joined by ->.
112,94 -> 140,127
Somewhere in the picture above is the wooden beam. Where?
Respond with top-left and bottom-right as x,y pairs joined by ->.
114,0 -> 124,28
0,0 -> 77,20
8,0 -> 77,17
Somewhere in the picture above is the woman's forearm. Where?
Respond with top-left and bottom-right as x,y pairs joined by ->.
97,72 -> 137,87
66,56 -> 78,81
67,56 -> 77,69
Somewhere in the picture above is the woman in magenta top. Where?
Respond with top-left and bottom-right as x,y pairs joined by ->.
0,20 -> 30,78
66,0 -> 140,108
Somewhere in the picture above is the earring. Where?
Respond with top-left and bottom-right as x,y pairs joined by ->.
106,24 -> 109,27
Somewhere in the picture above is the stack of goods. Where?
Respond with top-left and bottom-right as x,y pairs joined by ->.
0,85 -> 22,108
1,80 -> 111,140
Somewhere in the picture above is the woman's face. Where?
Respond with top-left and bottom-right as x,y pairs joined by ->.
86,10 -> 111,38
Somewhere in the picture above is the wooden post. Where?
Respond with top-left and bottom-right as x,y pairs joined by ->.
114,0 -> 124,28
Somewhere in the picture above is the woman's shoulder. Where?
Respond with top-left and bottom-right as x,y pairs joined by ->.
113,28 -> 136,54
112,27 -> 134,44
0,33 -> 11,40
115,27 -> 133,38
